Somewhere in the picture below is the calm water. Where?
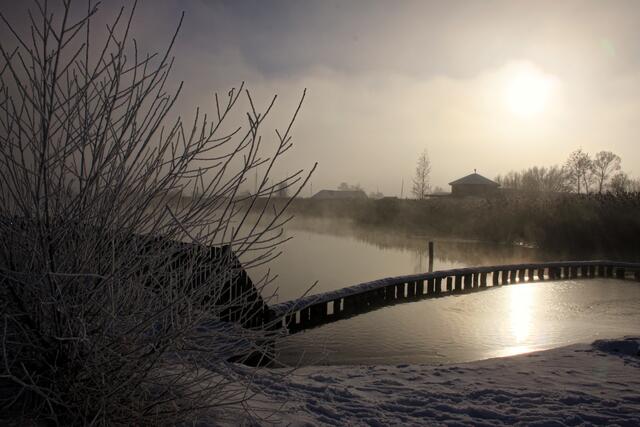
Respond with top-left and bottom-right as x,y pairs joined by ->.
246,218 -> 640,365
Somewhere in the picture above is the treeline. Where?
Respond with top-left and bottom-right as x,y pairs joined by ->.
279,193 -> 640,258
495,149 -> 640,195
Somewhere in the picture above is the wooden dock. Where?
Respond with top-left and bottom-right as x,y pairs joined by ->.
270,261 -> 640,334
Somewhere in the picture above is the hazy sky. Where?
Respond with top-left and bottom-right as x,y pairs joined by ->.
3,0 -> 640,195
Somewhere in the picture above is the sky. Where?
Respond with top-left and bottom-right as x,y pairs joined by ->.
2,0 -> 640,196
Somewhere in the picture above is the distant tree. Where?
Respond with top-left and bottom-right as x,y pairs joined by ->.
609,172 -> 631,195
565,149 -> 593,193
495,171 -> 522,190
592,151 -> 621,194
432,185 -> 446,194
369,191 -> 384,199
412,149 -> 431,200
496,166 -> 569,193
338,182 -> 363,191
276,182 -> 289,198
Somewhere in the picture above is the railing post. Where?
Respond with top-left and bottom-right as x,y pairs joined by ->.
300,306 -> 311,328
285,313 -> 297,332
463,274 -> 472,290
385,284 -> 396,301
455,275 -> 463,292
538,267 -> 545,281
446,276 -> 453,292
416,280 -> 424,296
527,268 -> 535,282
429,278 -> 437,294
548,267 -> 556,280
509,270 -> 517,284
492,271 -> 499,286
435,277 -> 442,294
333,299 -> 342,317
501,270 -> 509,285
480,272 -> 487,287
310,303 -> 327,326
518,269 -> 526,283
407,281 -> 416,298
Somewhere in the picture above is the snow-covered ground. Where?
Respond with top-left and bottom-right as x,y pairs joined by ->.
223,337 -> 640,426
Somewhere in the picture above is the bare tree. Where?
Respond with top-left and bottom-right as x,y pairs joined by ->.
564,149 -> 593,194
0,1 -> 313,424
592,151 -> 621,194
412,149 -> 431,199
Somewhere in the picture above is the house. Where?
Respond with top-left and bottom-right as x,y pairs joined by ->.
448,171 -> 500,197
311,189 -> 368,199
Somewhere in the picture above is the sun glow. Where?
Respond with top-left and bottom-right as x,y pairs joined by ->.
505,65 -> 555,118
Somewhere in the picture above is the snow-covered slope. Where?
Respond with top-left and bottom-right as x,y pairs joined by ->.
227,337 -> 640,426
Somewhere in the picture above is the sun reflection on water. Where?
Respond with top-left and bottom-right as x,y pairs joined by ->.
510,284 -> 534,343
491,285 -> 538,358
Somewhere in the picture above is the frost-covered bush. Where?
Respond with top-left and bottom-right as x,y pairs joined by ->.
0,1 -> 312,424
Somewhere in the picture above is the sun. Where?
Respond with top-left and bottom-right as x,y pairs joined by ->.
505,66 -> 555,118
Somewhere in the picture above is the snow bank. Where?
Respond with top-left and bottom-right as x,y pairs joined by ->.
221,337 -> 640,426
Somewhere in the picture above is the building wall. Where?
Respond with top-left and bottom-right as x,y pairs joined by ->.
451,184 -> 499,197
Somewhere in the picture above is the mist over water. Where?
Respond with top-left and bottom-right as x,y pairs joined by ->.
250,216 -> 563,302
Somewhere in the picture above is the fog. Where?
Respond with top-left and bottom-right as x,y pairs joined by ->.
3,0 -> 638,196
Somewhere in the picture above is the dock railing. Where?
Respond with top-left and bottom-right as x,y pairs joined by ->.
270,260 -> 640,334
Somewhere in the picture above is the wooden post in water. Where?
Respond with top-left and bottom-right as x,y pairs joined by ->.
428,241 -> 434,272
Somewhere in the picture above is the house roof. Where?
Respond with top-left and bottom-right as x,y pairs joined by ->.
448,172 -> 500,187
311,189 -> 368,199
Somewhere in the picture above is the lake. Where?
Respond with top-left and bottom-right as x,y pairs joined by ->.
247,218 -> 640,365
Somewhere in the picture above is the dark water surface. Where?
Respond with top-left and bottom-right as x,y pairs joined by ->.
247,219 -> 640,365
